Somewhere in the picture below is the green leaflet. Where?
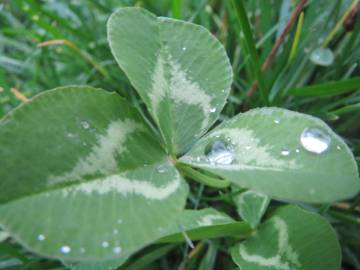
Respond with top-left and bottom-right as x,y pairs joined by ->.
181,107 -> 360,203
230,205 -> 341,270
0,86 -> 188,261
107,7 -> 233,155
234,190 -> 270,228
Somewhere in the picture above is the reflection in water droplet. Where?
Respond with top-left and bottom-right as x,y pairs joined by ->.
209,107 -> 217,113
280,148 -> 290,156
310,48 -> 334,66
274,119 -> 280,124
60,246 -> 71,254
37,234 -> 45,241
101,241 -> 109,248
300,127 -> 331,154
113,246 -> 122,254
80,121 -> 90,129
205,141 -> 235,165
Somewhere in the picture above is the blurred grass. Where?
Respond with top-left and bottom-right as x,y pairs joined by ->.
1,0 -> 360,269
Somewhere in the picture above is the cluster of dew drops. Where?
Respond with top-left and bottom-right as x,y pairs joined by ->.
203,118 -> 339,166
36,220 -> 123,256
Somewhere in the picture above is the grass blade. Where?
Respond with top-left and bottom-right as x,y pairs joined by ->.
231,0 -> 268,105
289,76 -> 360,97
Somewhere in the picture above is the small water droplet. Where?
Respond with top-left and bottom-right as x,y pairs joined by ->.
245,145 -> 251,150
117,219 -> 123,224
295,149 -> 300,153
113,246 -> 122,254
101,241 -> 109,248
274,119 -> 280,124
60,246 -> 71,254
205,141 -> 235,165
37,234 -> 45,241
300,127 -> 331,154
280,148 -> 290,156
113,229 -> 119,235
80,248 -> 86,253
182,47 -> 187,51
209,107 -> 217,113
80,121 -> 90,129
310,48 -> 334,66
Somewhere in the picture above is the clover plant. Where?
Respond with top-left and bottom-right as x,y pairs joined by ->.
0,7 -> 359,270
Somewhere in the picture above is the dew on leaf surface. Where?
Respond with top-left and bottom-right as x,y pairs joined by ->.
113,246 -> 122,254
80,120 -> 90,129
310,48 -> 334,66
300,127 -> 331,154
205,140 -> 235,165
280,148 -> 290,156
37,234 -> 45,241
60,245 -> 71,254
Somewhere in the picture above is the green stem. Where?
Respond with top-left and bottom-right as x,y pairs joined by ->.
177,163 -> 231,189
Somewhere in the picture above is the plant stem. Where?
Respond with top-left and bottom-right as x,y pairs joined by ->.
177,163 -> 231,189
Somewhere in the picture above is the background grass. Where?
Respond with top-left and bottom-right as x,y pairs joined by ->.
0,0 -> 360,269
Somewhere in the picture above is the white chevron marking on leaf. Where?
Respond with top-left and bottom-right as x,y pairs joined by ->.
62,173 -> 181,200
48,119 -> 143,185
238,217 -> 301,270
149,51 -> 212,131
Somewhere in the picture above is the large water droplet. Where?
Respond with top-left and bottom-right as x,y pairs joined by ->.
60,246 -> 71,254
80,121 -> 90,129
205,141 -> 235,165
156,164 -> 168,173
310,48 -> 334,66
300,127 -> 331,154
37,234 -> 45,241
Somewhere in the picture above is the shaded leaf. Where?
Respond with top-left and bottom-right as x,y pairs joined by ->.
0,86 -> 188,261
231,205 -> 341,270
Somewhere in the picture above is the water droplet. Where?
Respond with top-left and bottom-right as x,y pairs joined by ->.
274,119 -> 280,124
209,107 -> 217,113
336,145 -> 341,150
60,246 -> 71,254
280,148 -> 290,156
80,121 -> 90,129
295,149 -> 300,153
113,229 -> 119,235
156,164 -> 168,173
80,248 -> 86,253
113,246 -> 122,254
205,141 -> 235,165
117,219 -> 123,224
310,48 -> 334,66
245,145 -> 251,150
37,234 -> 45,241
182,47 -> 187,51
300,127 -> 331,154
101,241 -> 109,248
